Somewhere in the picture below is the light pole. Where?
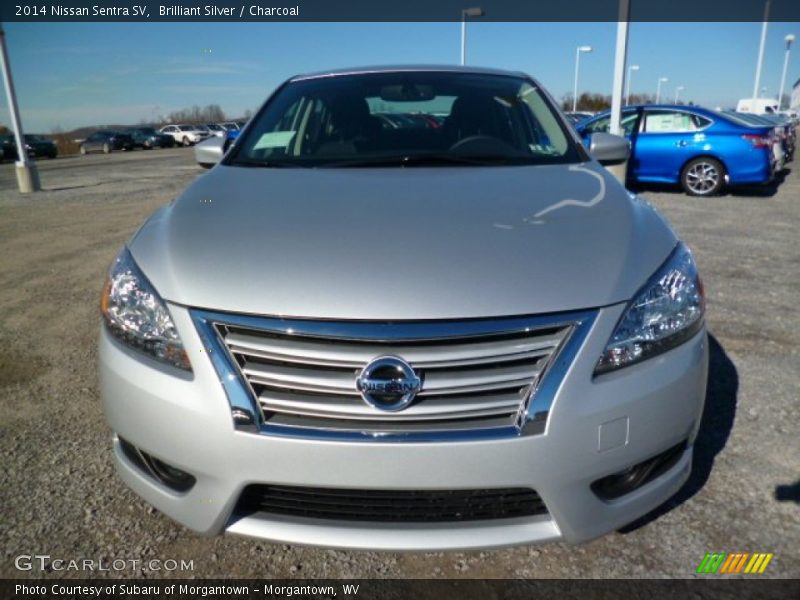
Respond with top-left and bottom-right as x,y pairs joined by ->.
625,64 -> 639,105
778,33 -> 795,110
674,85 -> 685,103
460,7 -> 485,66
655,77 -> 668,104
752,0 -> 772,111
0,24 -> 40,193
572,45 -> 593,112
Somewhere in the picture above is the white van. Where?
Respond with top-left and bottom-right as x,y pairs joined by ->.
736,98 -> 779,115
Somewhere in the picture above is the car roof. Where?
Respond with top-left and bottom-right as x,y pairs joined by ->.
585,104 -> 720,120
289,64 -> 528,82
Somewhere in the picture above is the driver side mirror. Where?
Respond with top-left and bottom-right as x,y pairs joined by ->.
588,132 -> 630,166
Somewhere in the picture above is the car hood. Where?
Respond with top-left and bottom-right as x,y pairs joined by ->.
129,162 -> 677,320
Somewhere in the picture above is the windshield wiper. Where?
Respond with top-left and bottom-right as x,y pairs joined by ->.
318,154 -> 524,168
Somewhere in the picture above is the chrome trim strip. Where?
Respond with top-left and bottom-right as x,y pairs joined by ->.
190,309 -> 597,442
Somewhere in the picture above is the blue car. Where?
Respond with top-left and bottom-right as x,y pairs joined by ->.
223,128 -> 240,153
575,105 -> 775,196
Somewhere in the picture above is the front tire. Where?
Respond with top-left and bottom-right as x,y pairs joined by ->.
182,136 -> 191,147
681,157 -> 725,196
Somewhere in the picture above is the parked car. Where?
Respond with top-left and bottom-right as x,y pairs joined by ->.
100,66 -> 708,551
0,134 -> 58,160
80,130 -> 134,154
757,114 -> 796,161
565,111 -> 594,124
204,123 -> 227,137
159,125 -> 210,146
576,104 -> 775,195
129,127 -> 175,150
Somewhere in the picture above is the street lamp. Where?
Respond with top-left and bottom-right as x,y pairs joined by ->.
572,45 -> 593,112
625,64 -> 639,105
674,85 -> 685,103
460,7 -> 485,66
0,24 -> 40,193
655,77 -> 669,104
752,0 -> 772,111
778,33 -> 796,110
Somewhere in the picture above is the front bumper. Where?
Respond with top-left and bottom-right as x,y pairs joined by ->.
100,303 -> 708,550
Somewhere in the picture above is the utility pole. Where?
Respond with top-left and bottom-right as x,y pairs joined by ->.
751,0 -> 772,111
608,0 -> 630,184
0,23 -> 40,193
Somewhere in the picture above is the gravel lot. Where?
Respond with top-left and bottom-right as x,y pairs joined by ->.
1,148 -> 798,579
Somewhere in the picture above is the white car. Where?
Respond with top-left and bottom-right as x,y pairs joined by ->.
159,125 -> 210,146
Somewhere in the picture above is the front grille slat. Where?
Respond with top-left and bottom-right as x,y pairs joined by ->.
226,329 -> 565,369
260,389 -> 523,421
237,485 -> 548,523
214,318 -> 573,435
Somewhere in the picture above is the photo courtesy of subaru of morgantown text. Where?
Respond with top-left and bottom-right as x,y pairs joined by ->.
99,67 -> 709,550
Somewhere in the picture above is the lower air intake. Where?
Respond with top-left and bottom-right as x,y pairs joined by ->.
236,485 -> 548,522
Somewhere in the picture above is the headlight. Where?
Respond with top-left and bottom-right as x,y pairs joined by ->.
595,242 -> 705,375
101,247 -> 191,371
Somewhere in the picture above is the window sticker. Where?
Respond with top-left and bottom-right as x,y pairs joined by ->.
253,131 -> 296,150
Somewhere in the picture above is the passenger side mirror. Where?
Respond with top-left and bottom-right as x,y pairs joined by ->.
588,132 -> 630,166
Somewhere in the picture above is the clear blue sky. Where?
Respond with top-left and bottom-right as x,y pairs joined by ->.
2,21 -> 798,132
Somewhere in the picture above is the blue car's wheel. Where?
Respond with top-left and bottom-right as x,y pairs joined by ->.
681,157 -> 725,196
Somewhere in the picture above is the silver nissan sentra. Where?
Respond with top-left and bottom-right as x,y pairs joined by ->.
99,66 -> 708,550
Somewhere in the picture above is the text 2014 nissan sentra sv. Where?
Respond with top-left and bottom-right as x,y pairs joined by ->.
99,66 -> 708,550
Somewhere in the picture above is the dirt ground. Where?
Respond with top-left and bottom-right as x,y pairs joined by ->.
1,148 -> 798,578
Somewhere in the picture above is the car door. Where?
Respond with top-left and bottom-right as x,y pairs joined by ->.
631,109 -> 712,183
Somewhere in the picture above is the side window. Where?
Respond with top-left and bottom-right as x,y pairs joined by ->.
583,112 -> 637,136
642,110 -> 707,133
620,112 -> 639,135
584,116 -> 610,134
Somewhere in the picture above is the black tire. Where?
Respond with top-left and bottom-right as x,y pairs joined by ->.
182,136 -> 191,147
681,157 -> 725,196
199,162 -> 214,169
102,142 -> 111,154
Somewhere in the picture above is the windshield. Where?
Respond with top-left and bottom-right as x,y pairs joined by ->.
137,128 -> 157,135
24,135 -> 46,142
229,71 -> 583,168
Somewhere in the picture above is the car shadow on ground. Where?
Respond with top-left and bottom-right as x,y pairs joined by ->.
629,167 -> 790,199
619,333 -> 737,534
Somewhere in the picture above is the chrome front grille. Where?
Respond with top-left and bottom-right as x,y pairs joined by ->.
208,317 -> 575,436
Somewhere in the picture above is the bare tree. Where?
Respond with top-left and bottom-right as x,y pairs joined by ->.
166,104 -> 228,125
